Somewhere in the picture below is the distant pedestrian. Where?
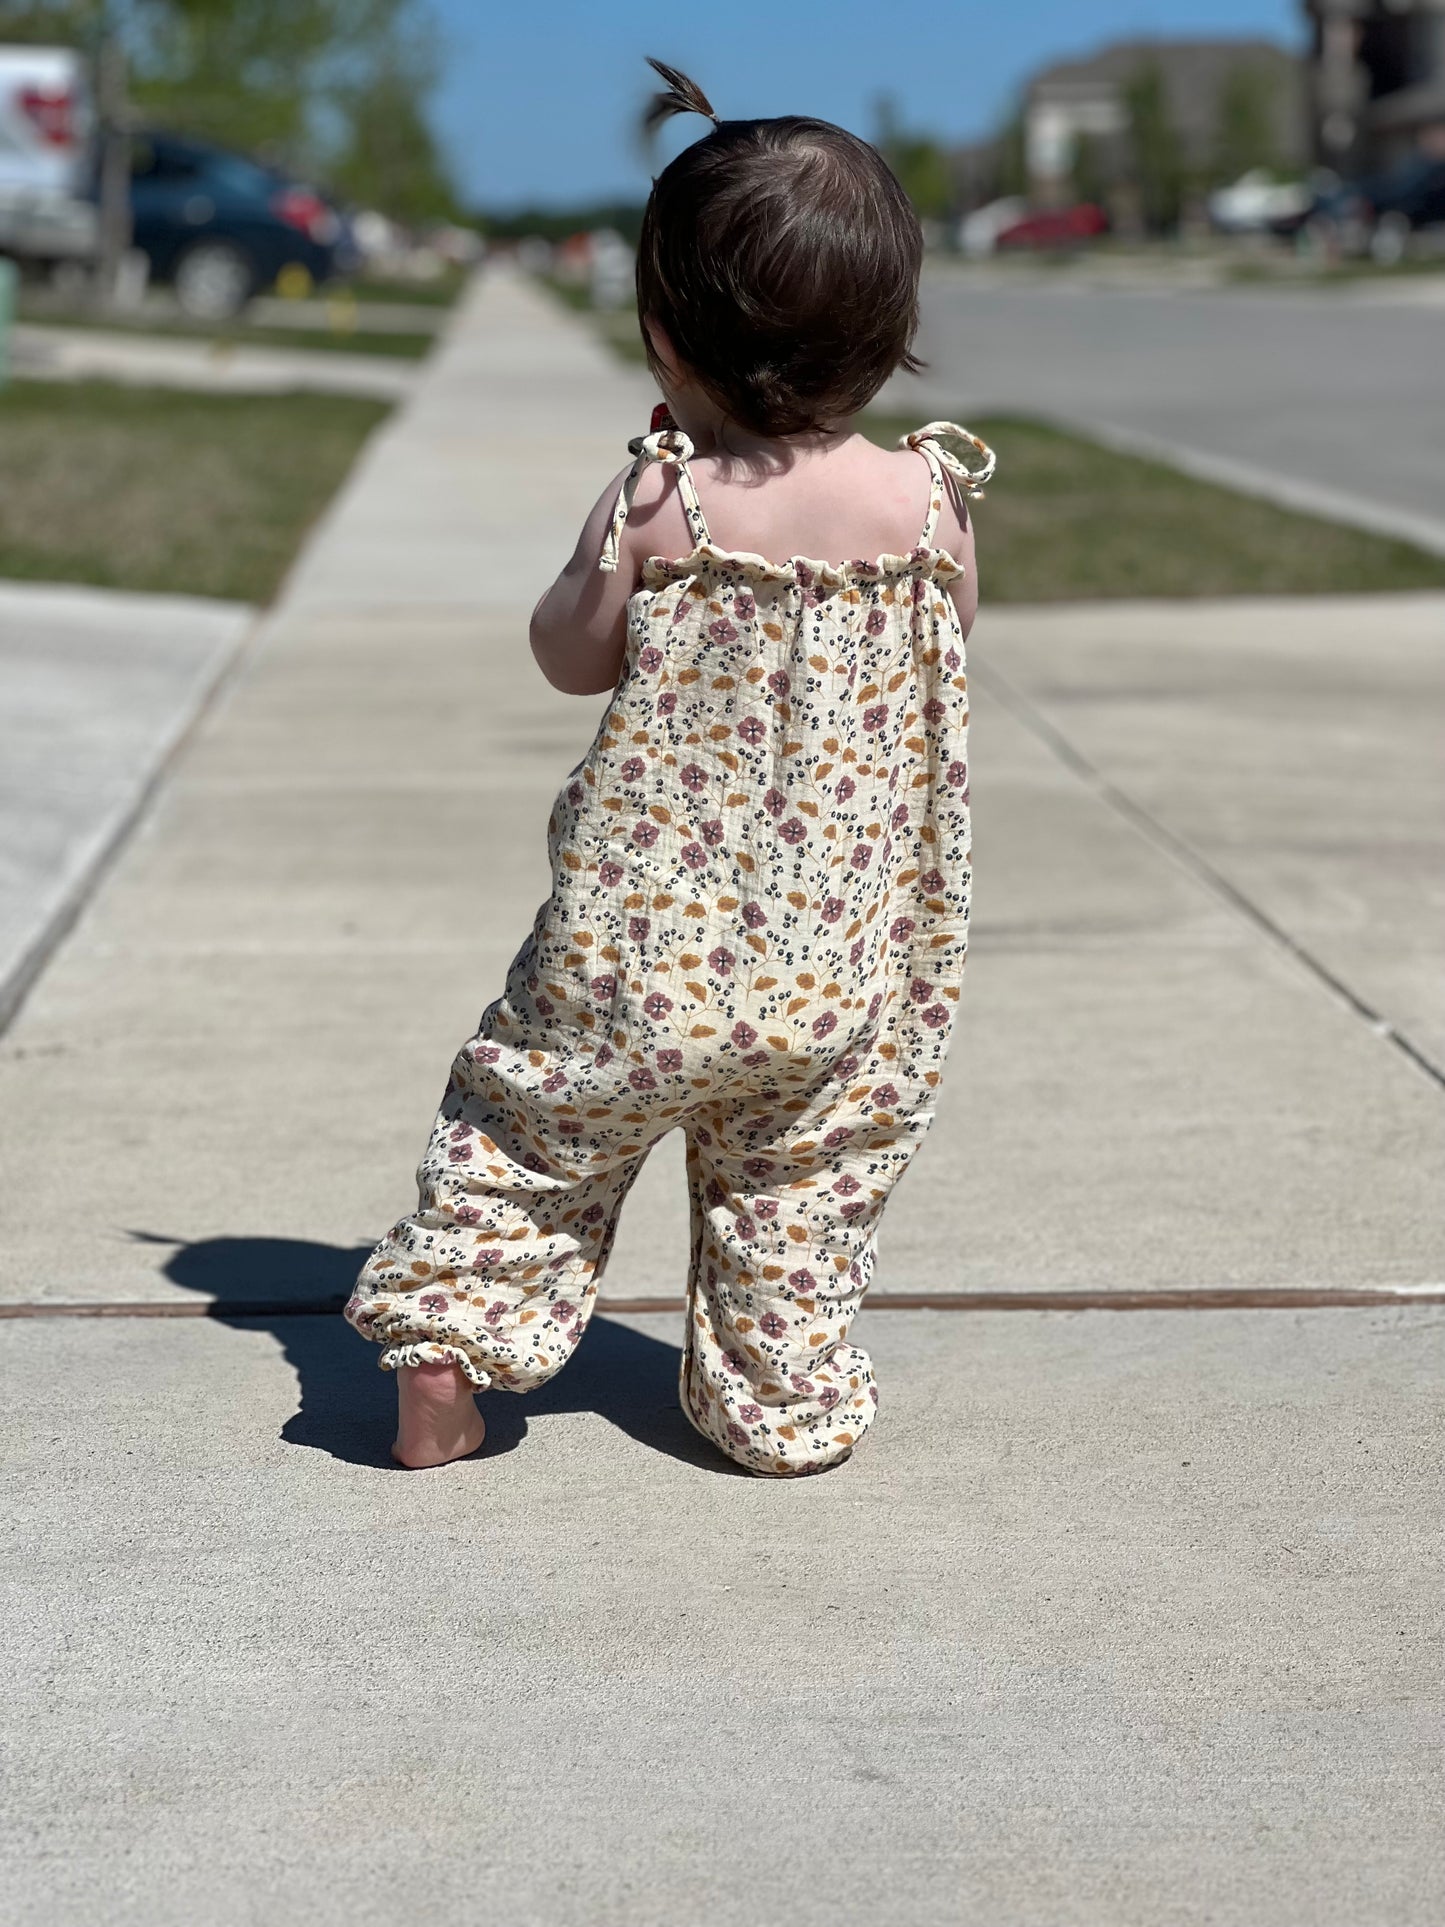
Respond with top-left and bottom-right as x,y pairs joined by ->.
345,58 -> 995,1475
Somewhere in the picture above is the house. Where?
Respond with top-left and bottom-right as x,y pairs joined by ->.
1021,38 -> 1308,202
1305,1 -> 1445,170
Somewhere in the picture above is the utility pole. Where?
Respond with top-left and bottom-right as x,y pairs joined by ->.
94,9 -> 132,308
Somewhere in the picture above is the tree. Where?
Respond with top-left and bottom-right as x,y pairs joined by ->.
0,0 -> 458,216
1214,62 -> 1279,184
874,91 -> 954,221
1123,59 -> 1185,234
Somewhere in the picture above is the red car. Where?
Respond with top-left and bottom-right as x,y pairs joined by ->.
994,203 -> 1109,251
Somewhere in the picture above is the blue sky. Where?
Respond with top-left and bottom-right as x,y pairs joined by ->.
429,0 -> 1306,210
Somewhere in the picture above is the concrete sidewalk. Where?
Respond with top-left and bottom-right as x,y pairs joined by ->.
1,269 -> 1441,1924
9,321 -> 420,400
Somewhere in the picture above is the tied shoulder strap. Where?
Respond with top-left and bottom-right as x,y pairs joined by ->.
901,422 -> 998,547
597,426 -> 712,573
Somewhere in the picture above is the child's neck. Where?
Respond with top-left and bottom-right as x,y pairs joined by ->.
663,385 -> 851,464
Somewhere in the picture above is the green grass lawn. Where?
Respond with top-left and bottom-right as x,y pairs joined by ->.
867,413 -> 1445,599
0,380 -> 390,603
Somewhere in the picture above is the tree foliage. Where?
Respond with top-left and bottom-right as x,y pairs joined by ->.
1213,61 -> 1280,183
0,0 -> 458,220
1123,59 -> 1186,234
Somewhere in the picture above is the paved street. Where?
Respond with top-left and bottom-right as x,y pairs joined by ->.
2,270 -> 1441,1924
886,268 -> 1445,553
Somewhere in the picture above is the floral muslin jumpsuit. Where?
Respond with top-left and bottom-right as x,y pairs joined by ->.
345,420 -> 996,1476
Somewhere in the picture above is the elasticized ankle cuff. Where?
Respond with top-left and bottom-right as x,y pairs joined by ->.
378,1341 -> 492,1390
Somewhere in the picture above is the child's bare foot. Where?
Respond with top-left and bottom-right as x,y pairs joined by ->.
392,1360 -> 486,1468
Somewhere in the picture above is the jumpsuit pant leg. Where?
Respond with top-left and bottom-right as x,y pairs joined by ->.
345,1021 -> 666,1392
678,1062 -> 939,1477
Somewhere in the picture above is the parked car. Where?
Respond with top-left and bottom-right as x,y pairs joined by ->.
993,203 -> 1109,252
1208,168 -> 1311,235
125,130 -> 347,317
0,42 -> 97,266
1276,153 -> 1445,263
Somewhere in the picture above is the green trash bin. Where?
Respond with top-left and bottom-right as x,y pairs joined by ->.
0,256 -> 16,390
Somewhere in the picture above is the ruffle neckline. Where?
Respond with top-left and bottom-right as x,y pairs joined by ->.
640,541 -> 967,591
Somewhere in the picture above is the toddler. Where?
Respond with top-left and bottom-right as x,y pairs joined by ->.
344,59 -> 996,1476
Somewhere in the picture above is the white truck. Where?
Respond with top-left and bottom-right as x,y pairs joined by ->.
0,44 -> 97,267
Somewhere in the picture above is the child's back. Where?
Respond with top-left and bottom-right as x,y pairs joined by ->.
345,60 -> 995,1479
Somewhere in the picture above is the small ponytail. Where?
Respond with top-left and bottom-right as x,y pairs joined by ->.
643,56 -> 719,137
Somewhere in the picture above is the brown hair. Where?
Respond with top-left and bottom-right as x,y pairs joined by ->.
636,59 -> 924,439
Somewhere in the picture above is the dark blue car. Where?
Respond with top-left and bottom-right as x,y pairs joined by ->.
126,131 -> 353,316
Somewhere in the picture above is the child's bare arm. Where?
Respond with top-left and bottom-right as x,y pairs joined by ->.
529,461 -> 678,695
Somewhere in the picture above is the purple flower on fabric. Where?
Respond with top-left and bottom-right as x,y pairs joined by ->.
760,1311 -> 788,1339
734,590 -> 756,620
621,757 -> 645,781
638,645 -> 664,673
818,1384 -> 842,1410
483,1297 -> 509,1325
892,804 -> 910,828
743,1156 -> 774,1180
643,992 -> 674,1021
656,1048 -> 683,1072
523,1151 -> 549,1174
778,817 -> 807,846
700,818 -> 725,847
551,1299 -> 576,1322
629,1066 -> 657,1090
581,1202 -> 606,1224
812,1010 -> 838,1039
850,939 -> 865,966
535,995 -> 555,1017
731,1020 -> 758,1048
850,843 -> 873,871
945,647 -> 961,671
923,698 -> 946,724
541,1070 -> 568,1093
448,1143 -> 473,1163
598,858 -> 624,886
681,842 -> 707,870
789,1374 -> 815,1396
947,759 -> 967,788
836,1053 -> 860,1078
795,562 -> 815,588
763,786 -> 786,818
890,916 -> 916,942
454,1203 -> 481,1225
865,607 -> 887,636
912,578 -> 928,605
735,1215 -> 757,1242
737,716 -> 766,746
721,1350 -> 748,1379
472,1043 -> 500,1064
767,670 -> 790,698
567,781 -> 584,806
681,762 -> 708,793
834,1174 -> 861,1196
824,1127 -> 852,1149
821,897 -> 845,924
593,1045 -> 614,1069
787,1267 -> 816,1291
591,973 -> 618,1001
628,916 -> 650,942
418,1292 -> 449,1314
709,618 -> 738,644
910,976 -> 931,1004
726,1421 -> 750,1446
873,1082 -> 900,1108
921,867 -> 945,894
708,946 -> 734,976
737,1402 -> 763,1424
742,902 -> 768,929
836,775 -> 856,803
632,820 -> 659,848
863,704 -> 888,732
657,690 -> 678,715
923,1003 -> 949,1028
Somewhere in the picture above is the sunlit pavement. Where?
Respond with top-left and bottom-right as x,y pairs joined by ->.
3,269 -> 1441,1926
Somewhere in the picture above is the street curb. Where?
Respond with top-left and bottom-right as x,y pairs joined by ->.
1046,412 -> 1445,560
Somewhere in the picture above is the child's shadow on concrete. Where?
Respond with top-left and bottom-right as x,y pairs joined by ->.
139,1233 -> 732,1474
